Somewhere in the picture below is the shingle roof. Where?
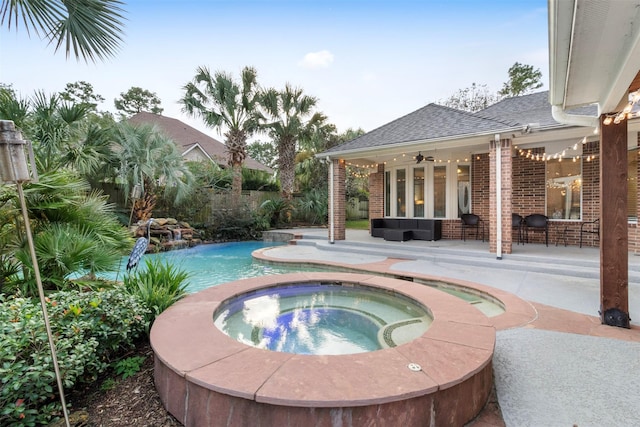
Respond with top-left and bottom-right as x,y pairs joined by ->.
324,90 -> 598,154
128,112 -> 272,173
474,91 -> 555,126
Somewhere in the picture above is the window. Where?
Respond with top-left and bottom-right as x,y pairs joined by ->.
384,171 -> 391,216
434,166 -> 446,217
629,148 -> 638,221
457,165 -> 470,217
546,159 -> 581,219
382,164 -> 459,219
396,169 -> 406,217
414,167 -> 425,217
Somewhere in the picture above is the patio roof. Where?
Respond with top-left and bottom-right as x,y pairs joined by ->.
323,91 -> 596,158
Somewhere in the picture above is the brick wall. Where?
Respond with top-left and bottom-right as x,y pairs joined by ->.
329,159 -> 346,240
512,147 -> 546,216
368,163 -> 385,231
472,153 -> 490,220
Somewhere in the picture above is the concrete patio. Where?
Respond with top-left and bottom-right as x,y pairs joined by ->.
259,228 -> 640,427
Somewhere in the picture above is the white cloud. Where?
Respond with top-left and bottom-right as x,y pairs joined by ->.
298,50 -> 334,69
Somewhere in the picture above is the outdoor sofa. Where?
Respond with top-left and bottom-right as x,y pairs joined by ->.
370,218 -> 442,242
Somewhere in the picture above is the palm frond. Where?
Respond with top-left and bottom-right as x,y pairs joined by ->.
0,0 -> 64,36
2,0 -> 125,62
51,0 -> 126,62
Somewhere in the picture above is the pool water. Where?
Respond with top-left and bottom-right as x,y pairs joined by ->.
213,283 -> 433,355
110,241 -> 325,293
109,241 -> 504,317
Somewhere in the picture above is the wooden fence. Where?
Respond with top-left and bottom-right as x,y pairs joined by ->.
347,198 -> 369,220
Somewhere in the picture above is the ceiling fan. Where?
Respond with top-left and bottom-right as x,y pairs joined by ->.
415,152 -> 434,164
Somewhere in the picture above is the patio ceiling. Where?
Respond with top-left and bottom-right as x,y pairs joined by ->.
549,0 -> 640,115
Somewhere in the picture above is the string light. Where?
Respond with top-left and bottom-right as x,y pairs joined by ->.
516,130 -> 597,162
345,161 -> 378,168
602,90 -> 640,125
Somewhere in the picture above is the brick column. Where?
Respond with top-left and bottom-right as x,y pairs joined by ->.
489,138 -> 513,255
329,159 -> 346,241
368,163 -> 385,231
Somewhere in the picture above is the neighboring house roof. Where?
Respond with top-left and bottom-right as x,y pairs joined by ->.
324,90 -> 597,155
128,112 -> 273,173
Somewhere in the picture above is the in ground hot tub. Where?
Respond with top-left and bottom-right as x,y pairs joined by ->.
151,272 -> 496,426
213,282 -> 433,355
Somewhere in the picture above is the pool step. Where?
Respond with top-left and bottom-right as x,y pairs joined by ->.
379,318 -> 431,348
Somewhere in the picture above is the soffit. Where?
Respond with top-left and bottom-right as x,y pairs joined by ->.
549,0 -> 640,113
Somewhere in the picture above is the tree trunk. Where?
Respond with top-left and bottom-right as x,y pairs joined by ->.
226,130 -> 247,207
133,192 -> 156,222
279,136 -> 296,201
231,161 -> 242,206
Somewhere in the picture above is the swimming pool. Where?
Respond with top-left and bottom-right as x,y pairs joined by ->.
111,240 -> 505,317
113,241 -> 323,293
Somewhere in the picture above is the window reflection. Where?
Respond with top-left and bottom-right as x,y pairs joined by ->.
396,169 -> 406,217
384,171 -> 391,216
546,159 -> 581,219
414,167 -> 424,217
457,165 -> 470,217
434,166 -> 446,217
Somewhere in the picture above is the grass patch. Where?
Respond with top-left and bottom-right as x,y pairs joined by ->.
346,219 -> 369,230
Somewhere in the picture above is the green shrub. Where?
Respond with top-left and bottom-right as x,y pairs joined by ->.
200,207 -> 269,241
100,378 -> 116,392
259,197 -> 292,228
113,356 -> 145,380
0,289 -> 148,426
123,258 -> 189,328
294,189 -> 327,225
242,168 -> 279,192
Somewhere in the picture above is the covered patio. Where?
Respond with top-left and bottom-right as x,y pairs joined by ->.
322,0 -> 640,327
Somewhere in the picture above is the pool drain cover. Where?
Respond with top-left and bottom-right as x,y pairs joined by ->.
407,363 -> 422,372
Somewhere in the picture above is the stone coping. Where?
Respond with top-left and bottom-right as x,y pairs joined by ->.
150,272 -> 495,408
253,248 -> 538,330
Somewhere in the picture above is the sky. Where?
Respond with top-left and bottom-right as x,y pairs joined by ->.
1,0 -> 549,140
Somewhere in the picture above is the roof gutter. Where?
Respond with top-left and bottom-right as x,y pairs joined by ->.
551,105 -> 599,128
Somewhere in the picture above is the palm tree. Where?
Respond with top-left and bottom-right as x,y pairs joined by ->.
1,169 -> 132,293
180,66 -> 262,204
261,84 -> 325,200
0,85 -> 29,129
1,0 -> 126,62
295,121 -> 336,193
111,122 -> 195,222
0,89 -> 115,180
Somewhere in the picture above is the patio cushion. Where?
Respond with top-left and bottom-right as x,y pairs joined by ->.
370,218 -> 442,241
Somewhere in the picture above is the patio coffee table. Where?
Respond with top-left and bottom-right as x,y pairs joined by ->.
383,229 -> 412,242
